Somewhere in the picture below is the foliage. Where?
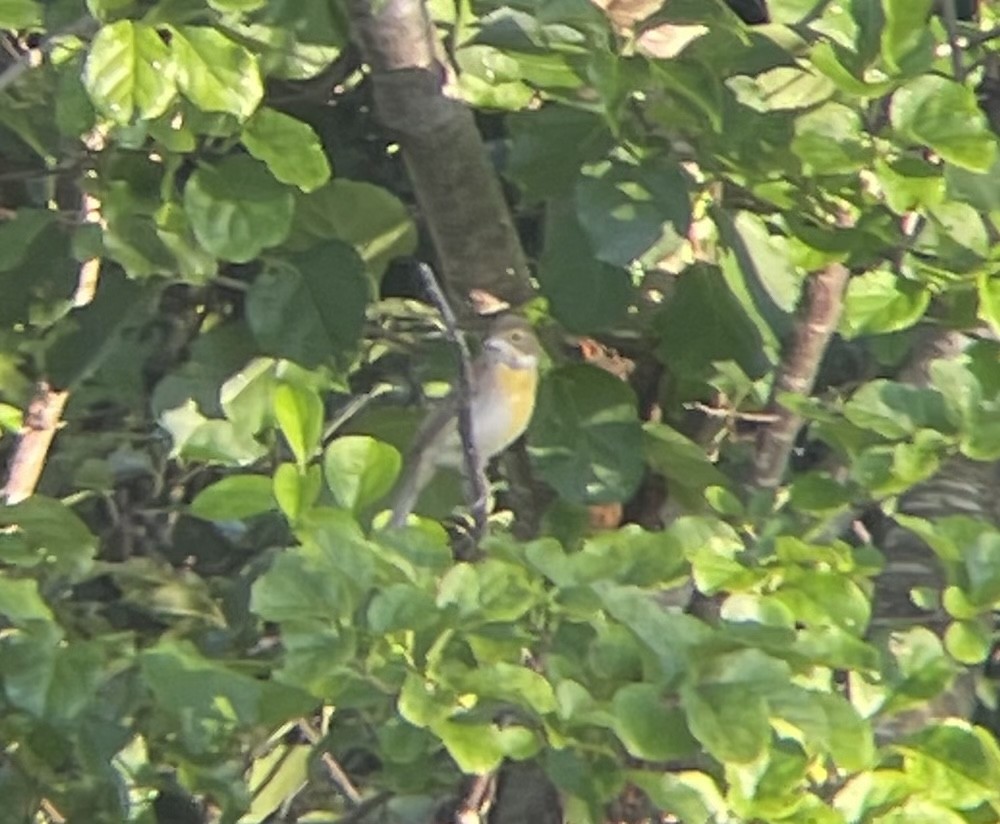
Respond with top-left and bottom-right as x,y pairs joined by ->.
3,0 -> 1000,822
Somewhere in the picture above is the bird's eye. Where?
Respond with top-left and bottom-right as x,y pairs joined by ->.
510,330 -> 524,341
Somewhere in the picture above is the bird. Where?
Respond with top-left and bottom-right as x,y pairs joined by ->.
387,315 -> 542,527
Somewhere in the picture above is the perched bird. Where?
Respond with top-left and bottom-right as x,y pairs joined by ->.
388,315 -> 542,527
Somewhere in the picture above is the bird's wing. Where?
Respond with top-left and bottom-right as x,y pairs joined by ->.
387,393 -> 459,528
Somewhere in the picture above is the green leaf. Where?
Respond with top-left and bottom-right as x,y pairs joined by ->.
84,20 -> 177,123
189,475 -> 275,520
367,583 -> 438,633
880,627 -> 958,714
274,383 -> 324,467
576,152 -> 690,267
944,620 -> 991,665
0,578 -> 55,625
251,510 -> 374,624
594,583 -> 709,681
631,770 -> 727,824
880,0 -> 934,73
431,719 -> 505,774
643,422 -> 729,495
242,107 -> 331,192
243,743 -> 310,823
323,435 -> 401,512
506,105 -> 613,200
170,25 -> 263,119
891,75 -> 998,172
273,462 -> 321,521
246,240 -> 367,368
842,269 -> 930,338
528,365 -> 644,504
612,683 -> 698,760
897,721 -> 1000,809
536,198 -> 632,334
792,102 -> 871,174
140,638 -> 314,751
458,662 -> 557,716
0,0 -> 41,28
44,269 -> 156,390
183,155 -> 294,262
286,179 -> 417,280
654,263 -> 771,380
0,496 -> 98,576
0,209 -> 55,271
682,683 -> 769,763
0,636 -> 104,720
844,380 -> 951,439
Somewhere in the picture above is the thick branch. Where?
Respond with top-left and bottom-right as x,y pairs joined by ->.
346,0 -> 532,309
751,261 -> 850,489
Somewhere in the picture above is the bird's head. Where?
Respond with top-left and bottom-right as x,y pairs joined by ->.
481,315 -> 541,370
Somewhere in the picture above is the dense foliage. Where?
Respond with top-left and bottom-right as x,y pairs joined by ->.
4,0 -> 1000,822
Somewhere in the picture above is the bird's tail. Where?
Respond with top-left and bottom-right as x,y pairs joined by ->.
387,451 -> 437,528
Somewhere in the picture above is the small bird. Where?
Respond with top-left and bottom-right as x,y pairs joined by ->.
388,315 -> 542,527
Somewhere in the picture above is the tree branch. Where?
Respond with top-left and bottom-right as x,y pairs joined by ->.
0,17 -> 96,95
940,0 -> 966,81
751,260 -> 850,489
417,263 -> 489,543
345,0 -> 533,310
2,191 -> 103,503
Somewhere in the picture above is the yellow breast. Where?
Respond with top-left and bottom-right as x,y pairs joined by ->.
492,363 -> 538,449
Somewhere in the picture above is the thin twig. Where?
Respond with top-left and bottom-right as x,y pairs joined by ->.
0,17 -> 97,95
456,772 -> 498,824
297,719 -> 363,806
416,262 -> 489,542
940,0 -> 966,81
968,25 -> 1000,49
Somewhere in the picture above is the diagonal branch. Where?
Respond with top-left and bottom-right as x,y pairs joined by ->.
2,192 -> 102,503
751,259 -> 850,490
416,263 -> 489,542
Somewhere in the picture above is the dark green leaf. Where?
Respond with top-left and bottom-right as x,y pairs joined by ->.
528,365 -> 643,504
286,179 -> 417,280
654,263 -> 771,380
45,270 -> 157,389
576,153 -> 690,267
245,240 -> 367,367
506,105 -> 613,200
536,198 -> 632,334
612,683 -> 698,760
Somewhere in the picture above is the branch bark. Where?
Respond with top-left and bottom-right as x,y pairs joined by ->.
751,260 -> 850,489
2,192 -> 102,503
345,0 -> 533,309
